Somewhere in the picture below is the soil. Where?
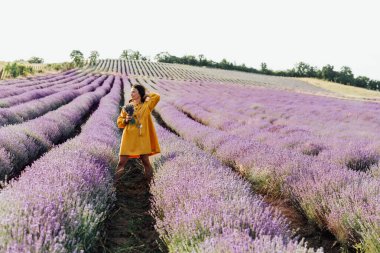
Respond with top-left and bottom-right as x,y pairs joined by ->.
261,195 -> 343,253
95,159 -> 167,253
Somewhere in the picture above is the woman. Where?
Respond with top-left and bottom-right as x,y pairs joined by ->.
115,84 -> 161,186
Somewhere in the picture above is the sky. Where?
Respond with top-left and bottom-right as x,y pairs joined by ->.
0,0 -> 379,80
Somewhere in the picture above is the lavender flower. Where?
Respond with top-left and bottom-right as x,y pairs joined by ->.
122,103 -> 135,124
149,84 -> 380,250
149,119 -> 321,252
0,75 -> 122,252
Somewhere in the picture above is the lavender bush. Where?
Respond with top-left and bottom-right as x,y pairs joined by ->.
0,75 -> 114,180
151,96 -> 380,251
0,74 -> 107,127
0,70 -> 83,99
0,75 -> 122,252
150,120 -> 321,252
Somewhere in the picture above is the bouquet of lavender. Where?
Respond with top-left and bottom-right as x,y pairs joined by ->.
121,103 -> 136,124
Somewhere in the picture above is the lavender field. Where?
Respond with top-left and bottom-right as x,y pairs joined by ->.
0,59 -> 379,252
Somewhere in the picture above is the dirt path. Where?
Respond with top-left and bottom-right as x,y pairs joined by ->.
96,159 -> 166,253
261,195 -> 341,253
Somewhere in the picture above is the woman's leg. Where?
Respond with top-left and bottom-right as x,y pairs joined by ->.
114,155 -> 129,183
140,154 -> 153,183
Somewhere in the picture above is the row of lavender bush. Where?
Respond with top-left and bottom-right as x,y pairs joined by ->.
151,95 -> 380,252
0,72 -> 92,108
0,75 -> 113,181
0,70 -> 81,98
155,79 -> 380,182
150,119 -> 322,252
155,81 -> 380,168
157,79 -> 380,173
0,74 -> 107,127
10,69 -> 84,89
0,69 -> 73,87
0,75 -> 122,252
0,69 -> 78,87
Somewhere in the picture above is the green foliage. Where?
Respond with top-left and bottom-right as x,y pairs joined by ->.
368,80 -> 379,90
260,62 -> 268,73
260,62 -> 274,75
49,62 -> 75,71
120,50 -> 129,60
321,64 -> 337,81
355,76 -> 370,88
155,52 -> 259,74
28,56 -> 44,64
70,50 -> 85,68
3,62 -> 34,78
155,51 -> 380,92
129,50 -> 142,60
291,62 -> 319,77
336,66 -> 354,85
88,51 -> 99,66
154,51 -> 171,62
120,49 -> 149,61
0,60 -> 76,80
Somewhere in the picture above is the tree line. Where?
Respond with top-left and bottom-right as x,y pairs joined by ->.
69,49 -> 150,68
71,49 -> 379,91
4,49 -> 378,92
154,52 -> 380,91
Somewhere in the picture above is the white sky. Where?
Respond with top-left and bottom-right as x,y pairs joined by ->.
1,0 -> 379,80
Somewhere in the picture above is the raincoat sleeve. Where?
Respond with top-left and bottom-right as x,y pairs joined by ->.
117,108 -> 127,128
146,92 -> 160,111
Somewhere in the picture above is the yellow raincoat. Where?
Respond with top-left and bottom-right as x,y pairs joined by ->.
117,92 -> 161,157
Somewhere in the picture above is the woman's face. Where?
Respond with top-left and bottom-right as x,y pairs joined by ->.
131,88 -> 141,101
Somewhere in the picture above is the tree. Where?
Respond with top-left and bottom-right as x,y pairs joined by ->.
3,62 -> 34,78
130,50 -> 142,60
184,55 -> 198,65
88,51 -> 99,66
355,76 -> 370,88
294,62 -> 313,77
28,57 -> 44,64
141,55 -> 150,61
261,62 -> 268,73
154,51 -> 171,62
321,64 -> 337,81
70,50 -> 84,68
120,50 -> 130,60
219,58 -> 233,69
120,49 -> 148,61
198,54 -> 205,65
336,66 -> 354,85
307,66 -> 319,77
368,79 -> 379,91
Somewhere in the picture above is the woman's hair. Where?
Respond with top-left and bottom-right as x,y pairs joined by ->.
129,84 -> 147,103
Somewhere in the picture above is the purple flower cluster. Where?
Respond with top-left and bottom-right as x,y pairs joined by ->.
159,80 -> 380,173
0,70 -> 81,98
0,75 -> 122,252
150,121 -> 321,252
0,75 -> 114,180
199,233 -> 321,253
0,74 -> 107,126
0,72 -> 92,108
0,89 -> 57,108
152,94 -> 380,250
